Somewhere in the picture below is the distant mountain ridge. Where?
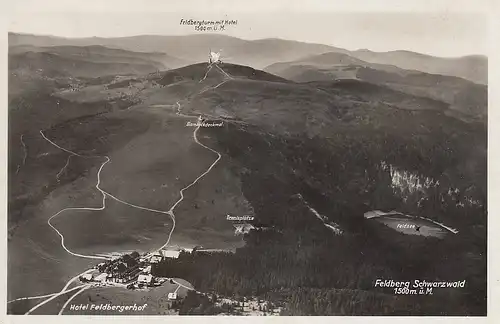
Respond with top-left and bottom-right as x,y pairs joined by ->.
7,44 -> 179,97
9,44 -> 188,69
9,51 -> 160,78
350,49 -> 487,85
265,52 -> 487,120
9,32 -> 487,84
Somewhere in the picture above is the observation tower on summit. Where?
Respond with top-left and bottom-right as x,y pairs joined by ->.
208,49 -> 222,64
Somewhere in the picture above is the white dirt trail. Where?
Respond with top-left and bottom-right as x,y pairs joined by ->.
58,285 -> 91,315
41,130 -> 111,260
41,130 -> 178,260
24,284 -> 89,315
172,279 -> 196,292
8,268 -> 95,306
18,63 -> 230,314
56,155 -> 72,181
144,65 -> 229,256
15,134 -> 28,175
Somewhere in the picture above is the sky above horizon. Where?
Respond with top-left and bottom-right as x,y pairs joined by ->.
9,11 -> 488,57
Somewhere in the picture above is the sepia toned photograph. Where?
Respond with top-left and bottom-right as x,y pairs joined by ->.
5,1 -> 489,317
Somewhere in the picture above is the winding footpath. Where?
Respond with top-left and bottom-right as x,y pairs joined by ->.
199,63 -> 214,83
12,63 -> 231,315
15,134 -> 28,175
56,155 -> 72,181
41,129 -> 111,260
17,268 -> 96,314
172,279 -> 196,292
149,115 -> 222,255
25,284 -> 89,315
58,285 -> 91,315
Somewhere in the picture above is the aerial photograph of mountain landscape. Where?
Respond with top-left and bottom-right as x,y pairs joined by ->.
6,5 -> 488,317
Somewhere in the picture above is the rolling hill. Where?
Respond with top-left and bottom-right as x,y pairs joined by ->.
8,33 -> 338,69
8,44 -> 186,99
265,52 -> 408,78
9,44 -> 187,68
8,41 -> 486,315
9,60 -> 486,236
9,51 -> 161,78
350,49 -> 487,85
265,52 -> 487,120
306,79 -> 450,113
158,62 -> 289,87
9,32 -> 487,84
141,62 -> 485,315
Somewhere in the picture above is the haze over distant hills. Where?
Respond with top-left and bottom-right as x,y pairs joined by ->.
9,32 -> 487,84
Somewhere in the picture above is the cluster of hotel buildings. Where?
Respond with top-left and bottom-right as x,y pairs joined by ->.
79,249 -> 188,291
